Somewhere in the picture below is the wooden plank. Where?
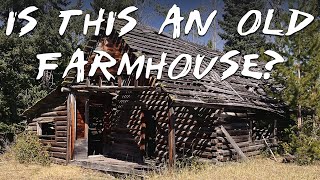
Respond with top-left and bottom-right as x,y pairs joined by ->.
86,77 -> 90,87
41,111 -> 67,117
51,152 -> 67,159
56,137 -> 68,142
98,76 -> 103,87
52,106 -> 67,111
67,93 -> 76,162
71,85 -> 154,92
56,131 -> 67,137
36,122 -> 42,135
49,147 -> 67,153
168,106 -> 176,168
273,119 -> 277,144
73,96 -> 89,160
71,93 -> 76,160
249,115 -> 253,142
41,141 -> 67,148
56,121 -> 67,126
134,79 -> 138,87
66,95 -> 71,163
50,157 -> 67,164
262,135 -> 277,162
56,126 -> 67,131
220,125 -> 248,161
33,116 -> 67,122
118,76 -> 122,87
84,97 -> 89,140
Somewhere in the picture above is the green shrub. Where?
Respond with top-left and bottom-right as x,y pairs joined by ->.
11,132 -> 51,166
282,133 -> 320,165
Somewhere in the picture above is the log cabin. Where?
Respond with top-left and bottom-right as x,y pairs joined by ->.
22,19 -> 285,174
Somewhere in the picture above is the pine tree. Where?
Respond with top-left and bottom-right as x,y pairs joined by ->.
91,0 -> 135,14
219,0 -> 269,54
0,0 -> 85,125
273,0 -> 320,129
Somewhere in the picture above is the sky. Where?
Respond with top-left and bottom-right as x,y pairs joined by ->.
78,0 -> 226,50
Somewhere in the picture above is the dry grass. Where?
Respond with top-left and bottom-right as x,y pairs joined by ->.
0,156 -> 319,180
145,157 -> 320,180
0,158 -> 115,180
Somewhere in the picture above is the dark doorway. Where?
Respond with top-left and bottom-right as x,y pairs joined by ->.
88,105 -> 104,155
143,111 -> 157,159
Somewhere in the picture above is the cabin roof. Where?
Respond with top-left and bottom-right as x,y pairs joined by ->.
23,20 -> 284,118
22,88 -> 67,118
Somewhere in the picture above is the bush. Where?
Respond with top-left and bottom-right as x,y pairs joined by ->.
282,133 -> 320,165
0,122 -> 24,154
11,132 -> 51,166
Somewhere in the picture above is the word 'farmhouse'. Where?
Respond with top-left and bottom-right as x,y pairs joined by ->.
23,19 -> 285,174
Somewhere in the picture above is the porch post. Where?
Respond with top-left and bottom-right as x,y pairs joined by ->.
84,96 -> 89,141
67,92 -> 76,161
273,119 -> 277,144
168,105 -> 176,168
84,96 -> 89,157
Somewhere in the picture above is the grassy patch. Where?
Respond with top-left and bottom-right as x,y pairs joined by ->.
0,157 -> 319,180
0,158 -> 115,180
145,157 -> 320,180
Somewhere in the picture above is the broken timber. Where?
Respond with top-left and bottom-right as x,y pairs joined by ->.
262,135 -> 277,162
220,125 -> 248,161
70,85 -> 155,92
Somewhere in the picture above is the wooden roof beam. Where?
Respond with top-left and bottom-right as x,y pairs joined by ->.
70,85 -> 157,92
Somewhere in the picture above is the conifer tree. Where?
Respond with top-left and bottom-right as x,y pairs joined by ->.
0,0 -> 85,125
273,0 -> 320,129
219,0 -> 269,54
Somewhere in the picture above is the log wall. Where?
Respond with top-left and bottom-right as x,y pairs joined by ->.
27,102 -> 68,164
106,90 -> 278,164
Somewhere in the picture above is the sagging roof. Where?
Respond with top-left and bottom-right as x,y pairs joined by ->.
22,88 -> 67,119
24,19 -> 284,117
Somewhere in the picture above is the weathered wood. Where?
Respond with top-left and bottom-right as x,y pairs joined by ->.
67,93 -> 76,161
98,76 -> 103,87
217,144 -> 266,155
262,135 -> 277,162
50,157 -> 67,164
49,147 -> 67,153
168,106 -> 176,168
86,77 -> 90,86
38,135 -> 55,139
61,87 -> 71,93
118,76 -> 122,87
41,141 -> 67,148
134,79 -> 138,87
36,122 -> 41,135
84,97 -> 89,140
220,125 -> 248,161
71,85 -> 155,92
41,111 -> 67,117
249,116 -> 253,142
56,131 -> 68,137
50,152 -> 67,159
56,137 -> 68,142
273,119 -> 277,144
52,106 -> 67,111
56,126 -> 68,131
33,116 -> 67,122
56,121 -> 67,126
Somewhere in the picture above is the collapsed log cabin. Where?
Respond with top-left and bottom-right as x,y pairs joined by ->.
22,19 -> 285,173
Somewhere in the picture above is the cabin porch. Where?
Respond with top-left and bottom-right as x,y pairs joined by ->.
71,155 -> 154,176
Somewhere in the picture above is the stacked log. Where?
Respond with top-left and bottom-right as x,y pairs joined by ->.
214,112 -> 278,162
27,103 -> 68,164
105,91 -> 144,163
